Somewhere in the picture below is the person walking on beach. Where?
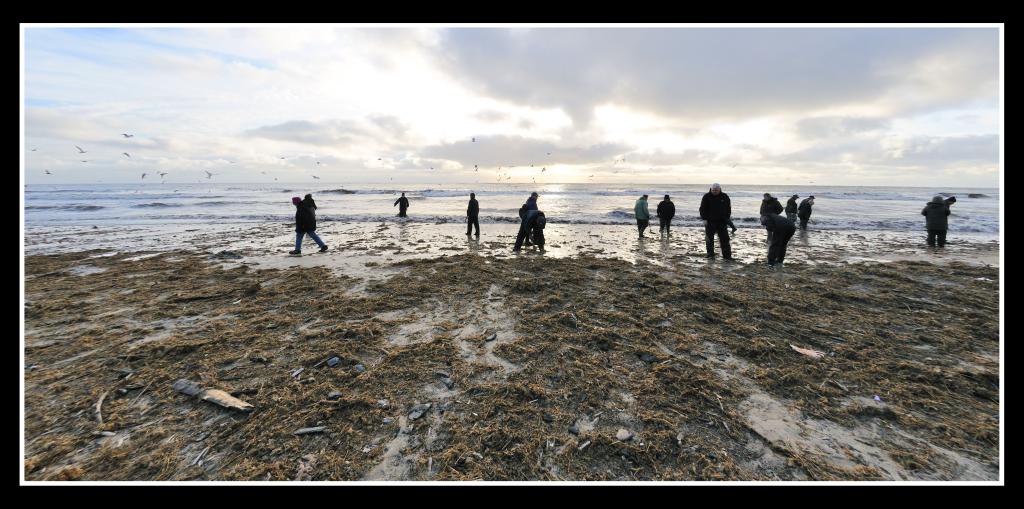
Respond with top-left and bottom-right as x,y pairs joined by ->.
513,192 -> 540,252
394,192 -> 410,217
634,194 -> 651,239
467,192 -> 480,237
797,195 -> 815,230
764,212 -> 796,267
699,183 -> 733,259
657,194 -> 675,235
290,195 -> 328,255
759,193 -> 784,242
922,195 -> 951,247
785,194 -> 799,223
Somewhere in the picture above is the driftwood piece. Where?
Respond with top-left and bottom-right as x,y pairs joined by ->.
173,379 -> 254,412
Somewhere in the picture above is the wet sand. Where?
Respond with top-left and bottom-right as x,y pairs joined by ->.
22,224 -> 1001,481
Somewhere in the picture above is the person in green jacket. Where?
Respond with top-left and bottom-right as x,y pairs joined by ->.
634,194 -> 651,239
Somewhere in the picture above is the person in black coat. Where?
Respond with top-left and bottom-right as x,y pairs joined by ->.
656,194 -> 676,235
759,193 -> 784,242
797,196 -> 815,230
922,195 -> 952,247
699,183 -> 733,259
466,192 -> 480,237
785,194 -> 799,223
764,213 -> 796,267
291,195 -> 327,254
394,192 -> 410,217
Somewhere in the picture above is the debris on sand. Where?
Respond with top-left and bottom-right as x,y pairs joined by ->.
790,344 -> 826,359
173,379 -> 254,412
23,250 -> 999,481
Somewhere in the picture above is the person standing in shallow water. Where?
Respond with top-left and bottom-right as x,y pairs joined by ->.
394,192 -> 410,217
922,195 -> 952,247
634,194 -> 651,239
764,212 -> 796,267
466,192 -> 480,237
290,196 -> 327,255
798,195 -> 815,230
699,183 -> 733,259
785,194 -> 799,223
513,192 -> 539,252
656,194 -> 675,235
759,193 -> 784,242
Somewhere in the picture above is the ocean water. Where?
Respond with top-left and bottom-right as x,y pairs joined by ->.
23,183 -> 1000,236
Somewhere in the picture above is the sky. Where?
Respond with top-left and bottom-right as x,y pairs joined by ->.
21,25 -> 1002,187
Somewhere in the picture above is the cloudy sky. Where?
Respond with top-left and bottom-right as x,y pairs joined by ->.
22,25 -> 1001,186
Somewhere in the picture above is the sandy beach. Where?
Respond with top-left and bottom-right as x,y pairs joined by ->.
22,224 -> 1000,481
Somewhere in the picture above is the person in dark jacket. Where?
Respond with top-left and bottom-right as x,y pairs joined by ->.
764,213 -> 796,267
394,192 -> 410,217
797,196 -> 815,230
785,194 -> 799,223
922,195 -> 951,247
530,211 -> 546,250
759,193 -> 784,242
634,194 -> 651,238
290,195 -> 327,255
699,183 -> 733,259
656,194 -> 676,235
513,193 -> 540,251
466,193 -> 480,237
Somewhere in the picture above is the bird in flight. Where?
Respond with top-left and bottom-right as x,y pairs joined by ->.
44,170 -> 51,175
80,160 -> 89,163
158,171 -> 168,178
121,133 -> 134,138
205,170 -> 216,179
260,171 -> 267,175
541,167 -> 546,172
31,148 -> 37,152
75,145 -> 87,154
472,137 -> 476,142
316,161 -> 321,166
123,152 -> 131,158
312,175 -> 320,180
588,174 -> 594,178
474,165 -> 478,171
141,173 -> 147,180
279,156 -> 286,160
378,158 -> 382,161
546,152 -> 551,156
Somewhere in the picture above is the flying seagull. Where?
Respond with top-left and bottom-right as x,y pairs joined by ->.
31,148 -> 37,152
123,152 -> 131,158
279,156 -> 286,160
80,160 -> 89,163
44,170 -> 51,175
312,175 -> 320,179
378,158 -> 382,161
472,137 -> 476,142
541,167 -> 546,172
75,145 -> 87,154
121,133 -> 134,138
141,173 -> 147,180
158,171 -> 168,178
204,170 -> 216,179
260,171 -> 267,175
474,165 -> 478,171
316,161 -> 321,166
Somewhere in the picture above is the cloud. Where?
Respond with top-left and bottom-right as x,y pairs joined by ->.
419,135 -> 631,168
795,117 -> 891,139
435,28 -> 999,125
